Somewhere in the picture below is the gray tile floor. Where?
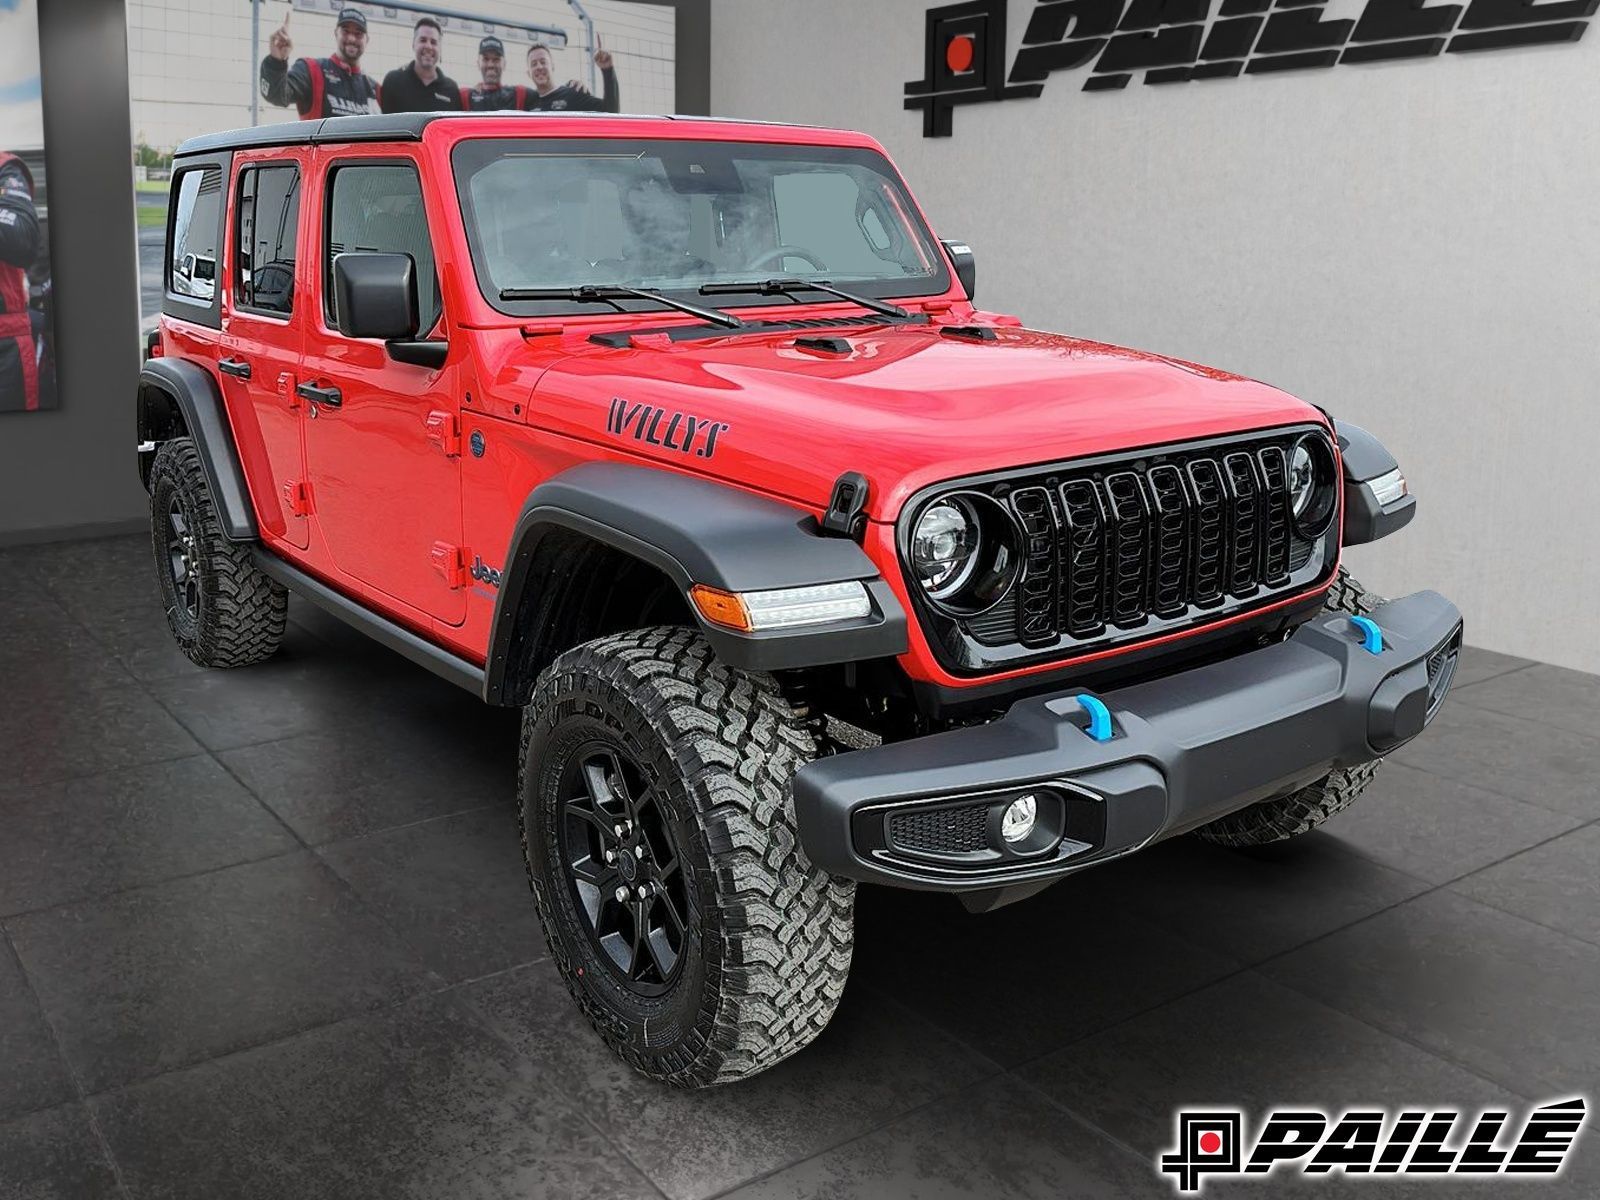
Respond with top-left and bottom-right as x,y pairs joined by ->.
2,534 -> 1597,1199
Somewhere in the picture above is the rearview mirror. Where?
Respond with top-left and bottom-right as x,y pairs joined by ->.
332,252 -> 419,341
941,239 -> 975,302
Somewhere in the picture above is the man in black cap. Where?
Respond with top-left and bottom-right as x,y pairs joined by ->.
460,36 -> 526,111
381,16 -> 461,113
259,6 -> 381,120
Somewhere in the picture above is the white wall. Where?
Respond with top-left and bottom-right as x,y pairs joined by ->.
712,0 -> 1600,673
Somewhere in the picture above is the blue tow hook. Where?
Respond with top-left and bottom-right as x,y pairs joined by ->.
1348,615 -> 1384,655
1074,694 -> 1114,742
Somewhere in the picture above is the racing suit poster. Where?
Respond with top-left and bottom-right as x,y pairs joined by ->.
128,0 -> 677,333
0,0 -> 56,414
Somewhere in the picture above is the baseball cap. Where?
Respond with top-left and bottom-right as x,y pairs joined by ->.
336,7 -> 367,31
478,35 -> 505,56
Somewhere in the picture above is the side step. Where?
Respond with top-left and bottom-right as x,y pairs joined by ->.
251,551 -> 487,699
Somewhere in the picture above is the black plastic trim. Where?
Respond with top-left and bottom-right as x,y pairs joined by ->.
138,358 -> 256,541
1331,418 -> 1398,483
483,464 -> 909,702
794,589 -> 1463,892
1333,419 -> 1414,546
251,551 -> 485,695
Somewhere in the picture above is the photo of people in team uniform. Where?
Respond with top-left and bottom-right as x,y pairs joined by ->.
0,0 -> 57,414
127,0 -> 676,329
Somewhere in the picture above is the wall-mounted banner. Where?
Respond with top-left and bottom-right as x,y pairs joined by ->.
906,0 -> 1596,137
0,0 -> 56,414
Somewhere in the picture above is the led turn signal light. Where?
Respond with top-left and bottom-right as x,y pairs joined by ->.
689,581 -> 872,632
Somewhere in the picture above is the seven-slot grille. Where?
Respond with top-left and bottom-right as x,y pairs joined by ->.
953,431 -> 1328,653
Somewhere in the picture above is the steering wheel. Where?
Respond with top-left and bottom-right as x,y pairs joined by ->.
747,246 -> 828,274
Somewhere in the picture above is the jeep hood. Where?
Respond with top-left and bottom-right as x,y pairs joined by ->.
527,322 -> 1322,520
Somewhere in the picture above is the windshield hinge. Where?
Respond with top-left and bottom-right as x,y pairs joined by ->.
821,472 -> 871,540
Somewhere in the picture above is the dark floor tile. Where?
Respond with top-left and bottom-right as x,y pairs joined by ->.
1452,663 -> 1600,741
1071,832 -> 1429,963
1449,645 -> 1536,690
219,714 -> 517,845
0,668 -> 201,792
463,959 -> 998,1200
0,578 -> 104,669
0,938 -> 75,1122
1389,700 -> 1600,819
1319,761 -> 1583,884
848,880 -> 1241,1069
318,807 -> 543,983
91,992 -> 655,1200
5,853 -> 434,1093
1022,971 -> 1520,1160
0,1104 -> 122,1200
1451,824 -> 1600,949
719,1076 -> 1150,1200
0,756 -> 300,917
1262,890 -> 1600,1104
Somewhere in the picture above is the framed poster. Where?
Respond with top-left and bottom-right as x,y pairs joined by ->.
0,0 -> 55,413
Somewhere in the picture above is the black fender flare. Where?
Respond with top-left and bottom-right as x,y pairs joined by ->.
139,358 -> 257,541
1334,419 -> 1416,546
483,463 -> 908,702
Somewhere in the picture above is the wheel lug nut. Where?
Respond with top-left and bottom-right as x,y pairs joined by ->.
613,824 -> 624,838
614,886 -> 629,903
633,844 -> 645,859
636,884 -> 649,900
604,849 -> 616,864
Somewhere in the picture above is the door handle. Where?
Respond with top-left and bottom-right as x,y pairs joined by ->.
218,357 -> 252,380
294,381 -> 343,408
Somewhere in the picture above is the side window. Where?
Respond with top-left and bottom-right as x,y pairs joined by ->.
235,165 -> 300,316
168,166 -> 223,302
325,163 -> 440,334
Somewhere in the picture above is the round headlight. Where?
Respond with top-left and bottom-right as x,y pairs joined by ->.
909,492 -> 1020,616
1288,434 -> 1338,536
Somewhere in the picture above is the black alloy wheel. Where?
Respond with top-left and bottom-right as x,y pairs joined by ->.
165,497 -> 201,625
557,741 -> 690,995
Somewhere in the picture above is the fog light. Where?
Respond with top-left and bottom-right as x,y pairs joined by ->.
1000,794 -> 1037,843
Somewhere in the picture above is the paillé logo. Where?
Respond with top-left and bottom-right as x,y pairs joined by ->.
907,0 -> 1595,137
1159,1098 -> 1588,1193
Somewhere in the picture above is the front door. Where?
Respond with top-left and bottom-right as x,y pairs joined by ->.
300,154 -> 465,625
221,151 -> 310,550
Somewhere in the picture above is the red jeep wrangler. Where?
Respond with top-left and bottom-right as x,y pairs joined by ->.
138,112 -> 1461,1086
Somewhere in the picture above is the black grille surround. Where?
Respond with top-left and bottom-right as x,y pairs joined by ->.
898,425 -> 1341,675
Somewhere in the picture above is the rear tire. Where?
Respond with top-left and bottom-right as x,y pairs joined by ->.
520,627 -> 854,1087
148,438 -> 286,668
1194,568 -> 1384,848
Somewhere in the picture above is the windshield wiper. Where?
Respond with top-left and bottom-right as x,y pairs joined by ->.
498,284 -> 745,330
699,278 -> 913,321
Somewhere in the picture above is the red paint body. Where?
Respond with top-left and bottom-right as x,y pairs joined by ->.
162,115 -> 1337,692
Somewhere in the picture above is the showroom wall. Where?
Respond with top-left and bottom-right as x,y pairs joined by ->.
713,1 -> 1600,673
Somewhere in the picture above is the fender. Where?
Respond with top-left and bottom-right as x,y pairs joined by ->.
139,358 -> 257,541
1334,419 -> 1416,547
484,463 -> 909,702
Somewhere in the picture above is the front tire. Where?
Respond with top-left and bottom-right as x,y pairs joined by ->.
519,627 -> 855,1087
148,438 -> 286,668
1194,568 -> 1384,848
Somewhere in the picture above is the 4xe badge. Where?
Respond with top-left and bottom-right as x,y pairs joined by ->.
1160,1098 -> 1587,1193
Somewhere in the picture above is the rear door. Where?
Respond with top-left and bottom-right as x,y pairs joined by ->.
299,151 -> 465,625
219,149 -> 310,550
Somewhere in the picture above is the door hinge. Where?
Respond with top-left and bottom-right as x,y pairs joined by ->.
430,541 -> 470,589
278,372 -> 301,410
283,481 -> 314,517
425,410 -> 461,458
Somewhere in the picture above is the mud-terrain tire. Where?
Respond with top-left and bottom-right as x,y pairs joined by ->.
148,438 -> 286,668
1194,568 -> 1384,848
520,626 -> 855,1087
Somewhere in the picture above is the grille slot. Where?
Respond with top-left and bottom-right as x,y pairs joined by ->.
1009,487 -> 1059,647
889,805 -> 989,856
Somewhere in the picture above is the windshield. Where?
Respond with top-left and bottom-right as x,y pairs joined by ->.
452,138 -> 950,315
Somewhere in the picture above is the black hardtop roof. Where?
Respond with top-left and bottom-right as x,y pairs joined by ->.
172,111 -> 824,159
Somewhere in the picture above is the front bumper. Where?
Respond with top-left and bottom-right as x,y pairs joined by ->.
793,590 -> 1462,896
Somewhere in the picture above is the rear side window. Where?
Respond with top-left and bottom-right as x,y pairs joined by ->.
325,163 -> 440,334
168,166 -> 223,303
235,165 -> 300,316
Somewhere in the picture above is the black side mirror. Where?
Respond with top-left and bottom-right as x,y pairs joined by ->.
332,252 -> 419,341
941,239 -> 975,302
